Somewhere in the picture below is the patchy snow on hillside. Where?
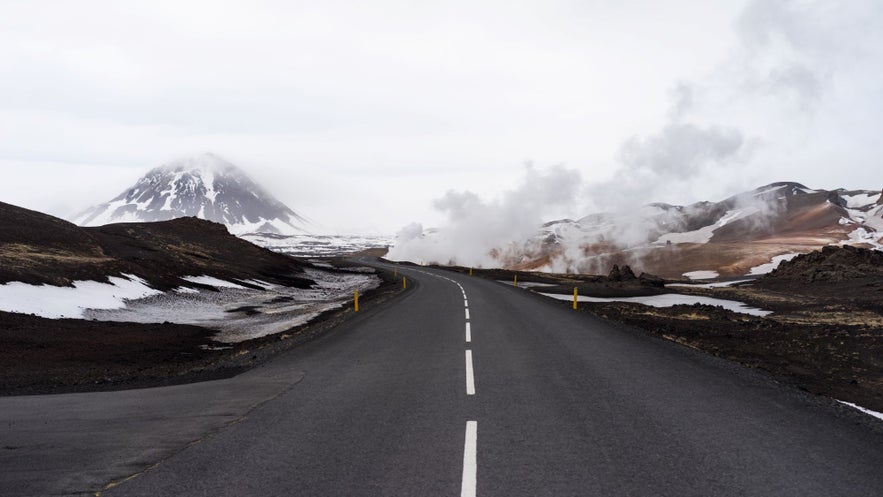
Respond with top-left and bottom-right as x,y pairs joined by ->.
655,208 -> 755,245
842,193 -> 881,209
845,227 -> 883,250
748,253 -> 801,275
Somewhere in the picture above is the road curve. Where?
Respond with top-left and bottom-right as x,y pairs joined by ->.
2,261 -> 882,496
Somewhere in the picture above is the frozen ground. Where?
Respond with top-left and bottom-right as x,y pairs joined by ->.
667,278 -> 754,289
87,268 -> 379,343
242,233 -> 392,257
0,268 -> 380,343
683,270 -> 720,280
748,253 -> 801,275
0,274 -> 161,319
541,292 -> 772,316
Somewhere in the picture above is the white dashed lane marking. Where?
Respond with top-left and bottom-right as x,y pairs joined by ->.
465,350 -> 475,395
461,421 -> 478,497
390,267 -> 479,492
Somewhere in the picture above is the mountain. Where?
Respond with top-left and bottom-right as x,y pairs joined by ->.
72,153 -> 307,235
1,200 -> 312,289
524,182 -> 883,277
393,182 -> 883,279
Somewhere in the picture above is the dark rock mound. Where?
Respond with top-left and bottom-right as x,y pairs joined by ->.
754,245 -> 883,299
761,245 -> 883,284
608,264 -> 636,282
0,201 -> 312,289
638,272 -> 665,288
607,265 -> 663,287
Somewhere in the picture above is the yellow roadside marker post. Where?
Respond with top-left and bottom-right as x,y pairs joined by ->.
573,287 -> 578,310
354,290 -> 359,312
513,274 -> 517,287
403,277 -> 407,289
469,267 -> 473,276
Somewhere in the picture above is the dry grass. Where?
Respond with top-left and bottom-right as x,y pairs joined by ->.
0,243 -> 110,265
774,311 -> 883,327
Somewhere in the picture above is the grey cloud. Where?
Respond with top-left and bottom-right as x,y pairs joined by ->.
734,0 -> 833,109
765,63 -> 823,106
667,82 -> 694,121
618,123 -> 745,177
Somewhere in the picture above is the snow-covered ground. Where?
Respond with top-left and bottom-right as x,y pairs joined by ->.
541,292 -> 772,316
841,192 -> 881,209
0,274 -> 161,319
748,253 -> 801,275
654,208 -> 756,245
667,278 -> 754,288
243,233 -> 392,257
0,268 -> 380,343
683,270 -> 720,280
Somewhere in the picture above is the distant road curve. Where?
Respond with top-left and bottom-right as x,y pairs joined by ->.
2,259 -> 883,497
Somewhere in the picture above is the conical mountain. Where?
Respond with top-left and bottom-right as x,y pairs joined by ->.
72,153 -> 307,235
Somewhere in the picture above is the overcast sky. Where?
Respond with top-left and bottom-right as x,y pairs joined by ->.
1,0 -> 880,234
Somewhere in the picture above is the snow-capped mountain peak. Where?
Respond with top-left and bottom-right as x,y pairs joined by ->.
72,154 -> 307,235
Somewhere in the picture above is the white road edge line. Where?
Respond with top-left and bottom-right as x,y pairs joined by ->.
465,350 -> 475,395
464,299 -> 469,308
461,421 -> 478,497
465,308 -> 470,320
466,322 -> 471,343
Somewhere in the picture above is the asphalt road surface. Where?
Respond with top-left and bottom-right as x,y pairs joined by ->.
3,262 -> 883,496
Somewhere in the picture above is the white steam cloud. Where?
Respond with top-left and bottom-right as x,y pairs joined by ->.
387,164 -> 580,267
387,0 -> 879,273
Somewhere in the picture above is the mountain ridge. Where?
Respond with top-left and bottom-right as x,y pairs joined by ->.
2,200 -> 312,289
390,182 -> 883,278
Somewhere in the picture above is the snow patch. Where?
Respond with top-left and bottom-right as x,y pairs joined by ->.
181,275 -> 247,289
845,227 -> 883,250
683,270 -> 719,280
87,268 -> 381,343
667,279 -> 753,288
838,400 -> 883,422
0,274 -> 161,319
655,208 -> 755,245
842,193 -> 881,209
244,233 -> 392,257
748,253 -> 801,275
541,292 -> 771,316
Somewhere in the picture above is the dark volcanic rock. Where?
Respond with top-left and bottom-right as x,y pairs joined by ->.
0,201 -> 312,289
638,272 -> 665,287
761,245 -> 883,284
608,264 -> 637,282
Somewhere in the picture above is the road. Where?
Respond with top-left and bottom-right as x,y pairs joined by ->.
2,262 -> 883,496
